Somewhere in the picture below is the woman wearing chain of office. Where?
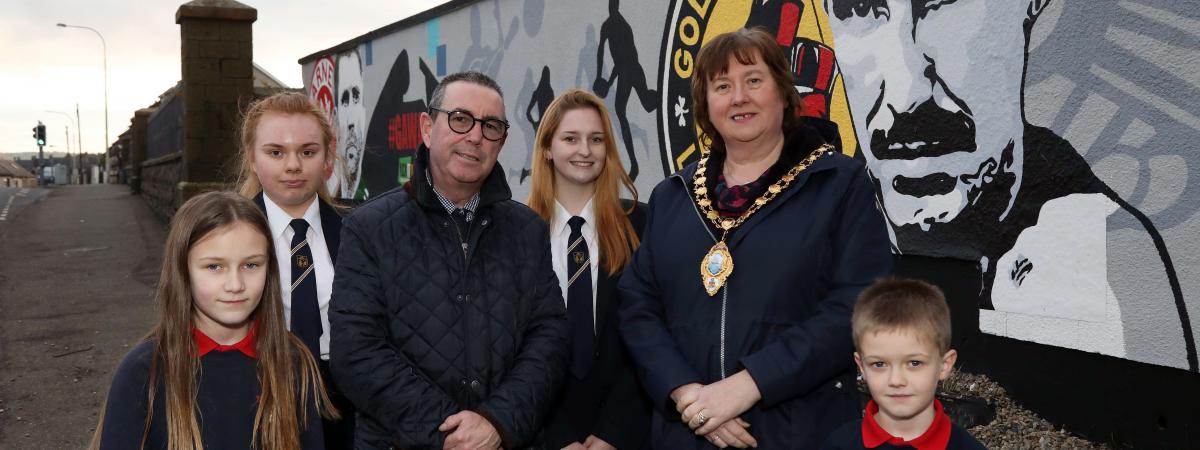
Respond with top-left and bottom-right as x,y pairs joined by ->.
618,28 -> 892,449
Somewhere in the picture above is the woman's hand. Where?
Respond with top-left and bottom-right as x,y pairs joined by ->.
680,370 -> 762,435
671,382 -> 704,420
705,417 -> 758,448
582,435 -> 617,450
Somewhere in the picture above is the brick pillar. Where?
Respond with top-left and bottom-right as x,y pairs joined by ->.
129,109 -> 151,194
176,0 -> 256,203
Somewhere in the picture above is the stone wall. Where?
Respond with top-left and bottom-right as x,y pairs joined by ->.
140,153 -> 183,221
175,0 -> 257,203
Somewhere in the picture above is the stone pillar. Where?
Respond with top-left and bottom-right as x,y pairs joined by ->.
176,0 -> 256,202
129,109 -> 151,194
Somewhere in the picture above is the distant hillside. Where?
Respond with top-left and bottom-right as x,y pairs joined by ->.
0,151 -> 99,160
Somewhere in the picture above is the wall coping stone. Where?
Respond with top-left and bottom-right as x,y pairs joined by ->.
143,152 -> 183,168
176,0 -> 257,24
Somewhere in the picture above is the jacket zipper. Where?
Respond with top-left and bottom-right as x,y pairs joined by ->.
672,174 -> 728,379
447,212 -> 477,401
450,215 -> 470,260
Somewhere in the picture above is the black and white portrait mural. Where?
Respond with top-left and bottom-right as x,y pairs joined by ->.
826,0 -> 1195,372
302,0 -> 1199,374
335,50 -> 367,199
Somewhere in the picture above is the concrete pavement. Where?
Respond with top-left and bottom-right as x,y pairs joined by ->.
0,184 -> 164,448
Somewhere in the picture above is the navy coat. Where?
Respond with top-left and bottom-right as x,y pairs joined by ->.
330,146 -> 569,449
618,136 -> 893,449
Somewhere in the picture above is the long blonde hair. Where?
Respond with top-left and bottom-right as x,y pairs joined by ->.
526,89 -> 640,275
91,191 -> 336,449
235,92 -> 340,207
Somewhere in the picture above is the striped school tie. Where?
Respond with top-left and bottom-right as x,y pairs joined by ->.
289,219 -> 322,358
566,216 -> 594,378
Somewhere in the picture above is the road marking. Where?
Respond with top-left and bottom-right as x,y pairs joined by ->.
1,194 -> 15,220
62,246 -> 110,255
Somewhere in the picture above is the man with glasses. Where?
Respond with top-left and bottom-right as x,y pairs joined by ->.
331,71 -> 570,449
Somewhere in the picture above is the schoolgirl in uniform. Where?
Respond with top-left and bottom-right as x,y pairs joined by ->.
235,92 -> 354,449
527,89 -> 651,450
91,191 -> 335,449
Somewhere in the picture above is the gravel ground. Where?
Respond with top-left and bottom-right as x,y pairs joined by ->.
942,371 -> 1106,450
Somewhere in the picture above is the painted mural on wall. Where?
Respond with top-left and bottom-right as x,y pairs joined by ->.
307,55 -> 339,194
822,0 -> 1197,372
302,0 -> 1198,372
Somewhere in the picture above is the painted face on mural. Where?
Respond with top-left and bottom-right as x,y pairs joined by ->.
827,0 -> 1030,238
421,81 -> 507,194
547,107 -> 608,188
336,51 -> 366,190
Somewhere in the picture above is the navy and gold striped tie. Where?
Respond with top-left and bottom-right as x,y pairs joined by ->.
567,216 -> 594,378
289,219 -> 322,358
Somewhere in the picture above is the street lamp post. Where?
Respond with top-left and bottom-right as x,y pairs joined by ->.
43,110 -> 77,183
56,23 -> 107,181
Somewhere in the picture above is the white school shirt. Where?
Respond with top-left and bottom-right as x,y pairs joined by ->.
263,195 -> 334,360
550,198 -> 599,331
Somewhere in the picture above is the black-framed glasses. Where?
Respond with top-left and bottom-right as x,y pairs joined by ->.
429,107 -> 510,141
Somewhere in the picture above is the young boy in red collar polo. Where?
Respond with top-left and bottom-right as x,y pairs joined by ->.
822,278 -> 987,450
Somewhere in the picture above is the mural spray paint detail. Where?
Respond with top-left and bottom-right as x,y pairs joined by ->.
363,49 -> 436,200
303,0 -> 1199,372
461,0 -> 519,78
594,0 -> 659,181
336,50 -> 367,199
517,66 -> 554,183
823,0 -> 1194,371
307,56 -> 339,193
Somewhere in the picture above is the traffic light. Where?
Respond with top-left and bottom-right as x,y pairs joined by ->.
32,123 -> 46,146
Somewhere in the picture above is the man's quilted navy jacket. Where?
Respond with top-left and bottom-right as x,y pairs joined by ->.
330,145 -> 569,449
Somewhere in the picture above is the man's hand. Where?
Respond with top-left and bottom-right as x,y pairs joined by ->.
704,417 -> 757,448
561,442 -> 587,450
680,371 -> 762,435
439,411 -> 501,450
582,435 -> 616,450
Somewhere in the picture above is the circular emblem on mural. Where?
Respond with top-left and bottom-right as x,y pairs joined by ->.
308,56 -> 337,123
657,0 -> 847,174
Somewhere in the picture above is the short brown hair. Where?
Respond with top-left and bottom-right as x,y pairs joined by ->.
428,71 -> 505,115
852,278 -> 952,354
691,27 -> 804,153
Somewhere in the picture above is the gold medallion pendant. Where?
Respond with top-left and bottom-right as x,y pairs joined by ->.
690,143 -> 833,297
701,241 -> 734,296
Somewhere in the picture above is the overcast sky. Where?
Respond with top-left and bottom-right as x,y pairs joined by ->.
0,0 -> 450,155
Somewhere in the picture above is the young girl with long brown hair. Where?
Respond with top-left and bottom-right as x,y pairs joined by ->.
91,191 -> 336,449
526,89 -> 651,450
